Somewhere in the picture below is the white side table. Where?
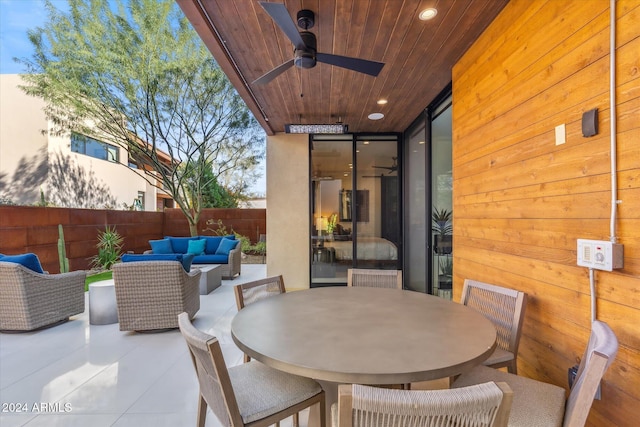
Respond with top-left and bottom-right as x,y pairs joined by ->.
193,265 -> 222,295
89,279 -> 118,325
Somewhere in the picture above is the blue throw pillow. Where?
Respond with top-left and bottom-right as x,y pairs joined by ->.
165,236 -> 199,254
1,253 -> 45,274
149,238 -> 173,254
181,253 -> 195,272
121,253 -> 193,272
187,239 -> 206,255
215,238 -> 238,255
200,236 -> 222,254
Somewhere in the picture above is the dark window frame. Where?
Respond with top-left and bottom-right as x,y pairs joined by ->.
70,132 -> 119,163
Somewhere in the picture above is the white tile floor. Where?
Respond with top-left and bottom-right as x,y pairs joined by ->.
0,264 -> 304,427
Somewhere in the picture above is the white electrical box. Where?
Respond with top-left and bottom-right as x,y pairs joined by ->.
577,239 -> 624,271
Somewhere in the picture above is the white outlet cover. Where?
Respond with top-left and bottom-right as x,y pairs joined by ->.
555,124 -> 566,145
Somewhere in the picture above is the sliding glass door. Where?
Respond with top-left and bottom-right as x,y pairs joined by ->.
403,89 -> 452,297
310,134 -> 400,287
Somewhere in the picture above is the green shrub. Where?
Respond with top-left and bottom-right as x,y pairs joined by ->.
89,226 -> 123,271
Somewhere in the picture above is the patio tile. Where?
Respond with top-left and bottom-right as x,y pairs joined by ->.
0,414 -> 38,427
0,265 -> 266,427
19,413 -> 121,426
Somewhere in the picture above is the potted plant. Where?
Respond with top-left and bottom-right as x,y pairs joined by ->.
438,257 -> 453,290
432,207 -> 453,254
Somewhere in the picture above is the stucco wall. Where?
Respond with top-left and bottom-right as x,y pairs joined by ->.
0,74 -> 161,210
0,74 -> 49,204
266,133 -> 309,289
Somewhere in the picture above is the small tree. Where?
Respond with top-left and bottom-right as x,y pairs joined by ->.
17,0 -> 264,236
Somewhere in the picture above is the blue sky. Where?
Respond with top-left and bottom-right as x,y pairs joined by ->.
0,0 -> 266,195
0,0 -> 62,74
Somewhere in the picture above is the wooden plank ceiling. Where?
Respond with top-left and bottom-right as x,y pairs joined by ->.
177,0 -> 508,135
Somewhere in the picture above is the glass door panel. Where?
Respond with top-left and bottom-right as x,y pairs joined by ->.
431,99 -> 453,299
354,135 -> 400,271
404,122 -> 427,292
310,136 -> 352,286
311,134 -> 400,286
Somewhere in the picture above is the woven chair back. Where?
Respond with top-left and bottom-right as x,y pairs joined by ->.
234,275 -> 286,309
339,382 -> 512,427
461,280 -> 526,357
347,269 -> 402,289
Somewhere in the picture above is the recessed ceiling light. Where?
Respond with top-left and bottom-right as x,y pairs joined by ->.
419,141 -> 425,145
419,8 -> 437,21
377,99 -> 388,105
363,141 -> 369,145
368,112 -> 384,120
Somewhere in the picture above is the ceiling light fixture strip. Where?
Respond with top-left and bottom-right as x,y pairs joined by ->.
285,124 -> 348,134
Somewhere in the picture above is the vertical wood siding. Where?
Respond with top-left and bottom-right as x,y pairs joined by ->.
452,0 -> 639,424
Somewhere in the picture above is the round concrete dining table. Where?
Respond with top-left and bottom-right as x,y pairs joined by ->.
231,286 -> 497,417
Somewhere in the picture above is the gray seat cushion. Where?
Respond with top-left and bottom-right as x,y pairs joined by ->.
229,361 -> 322,423
453,365 -> 566,427
483,347 -> 514,365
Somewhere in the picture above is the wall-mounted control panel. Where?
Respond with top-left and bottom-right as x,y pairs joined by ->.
577,239 -> 624,271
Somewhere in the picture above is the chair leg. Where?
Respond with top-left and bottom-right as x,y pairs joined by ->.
197,394 -> 207,427
244,353 -> 251,363
507,359 -> 517,374
293,412 -> 299,427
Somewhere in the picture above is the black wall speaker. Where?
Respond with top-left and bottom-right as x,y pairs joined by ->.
582,108 -> 598,137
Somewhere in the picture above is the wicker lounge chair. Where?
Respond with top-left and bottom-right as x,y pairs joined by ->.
0,262 -> 86,332
112,261 -> 201,331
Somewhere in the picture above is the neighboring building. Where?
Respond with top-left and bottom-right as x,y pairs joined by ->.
0,74 -> 174,211
239,198 -> 266,209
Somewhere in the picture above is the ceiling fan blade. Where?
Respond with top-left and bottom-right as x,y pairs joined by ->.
253,59 -> 294,85
316,53 -> 384,76
373,165 -> 395,170
259,2 -> 306,50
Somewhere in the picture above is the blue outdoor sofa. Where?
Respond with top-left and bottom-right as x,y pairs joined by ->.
141,235 -> 241,279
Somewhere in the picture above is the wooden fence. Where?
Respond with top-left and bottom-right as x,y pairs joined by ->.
0,206 -> 266,273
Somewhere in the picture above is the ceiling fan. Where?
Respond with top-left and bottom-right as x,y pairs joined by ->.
253,2 -> 385,85
372,157 -> 398,173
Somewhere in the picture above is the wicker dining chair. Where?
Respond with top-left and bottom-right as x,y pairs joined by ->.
347,268 -> 402,289
334,382 -> 512,427
233,275 -> 301,427
234,275 -> 286,312
453,320 -> 618,427
461,279 -> 527,374
234,275 -> 287,362
178,313 -> 326,427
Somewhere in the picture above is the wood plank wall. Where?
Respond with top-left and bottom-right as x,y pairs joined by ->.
451,0 -> 639,424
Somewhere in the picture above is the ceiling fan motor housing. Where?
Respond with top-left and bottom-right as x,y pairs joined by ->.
295,31 -> 317,68
297,9 -> 315,29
